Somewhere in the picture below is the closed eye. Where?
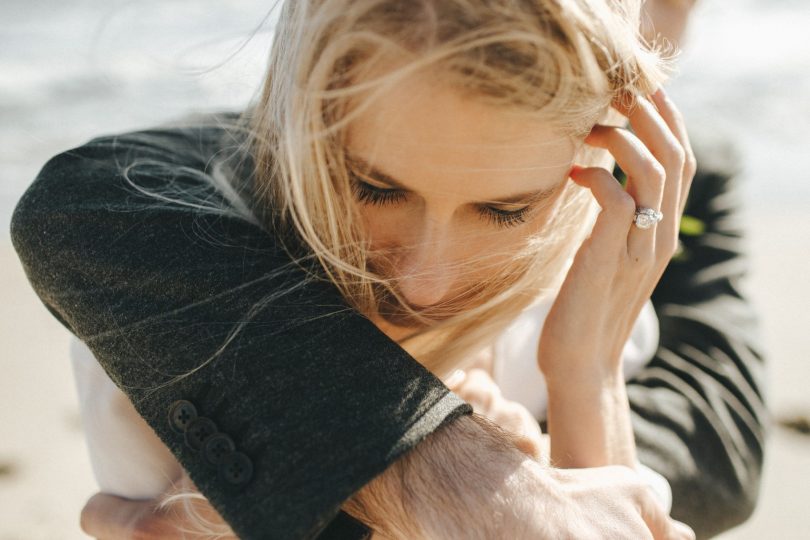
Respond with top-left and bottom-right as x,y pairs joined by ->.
349,165 -> 552,229
351,176 -> 407,206
478,205 -> 532,228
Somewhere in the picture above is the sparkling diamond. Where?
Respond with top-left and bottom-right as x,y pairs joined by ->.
633,208 -> 662,229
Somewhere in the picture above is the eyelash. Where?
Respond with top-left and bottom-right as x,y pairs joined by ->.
479,205 -> 530,228
351,178 -> 408,206
350,176 -> 532,228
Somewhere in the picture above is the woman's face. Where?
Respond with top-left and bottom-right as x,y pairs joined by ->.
345,72 -> 579,333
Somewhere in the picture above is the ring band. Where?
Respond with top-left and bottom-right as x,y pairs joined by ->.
633,207 -> 664,229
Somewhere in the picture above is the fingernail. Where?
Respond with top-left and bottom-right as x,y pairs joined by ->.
444,369 -> 466,388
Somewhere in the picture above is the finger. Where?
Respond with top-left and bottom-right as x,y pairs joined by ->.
637,492 -> 694,540
497,404 -> 544,460
569,166 -> 637,257
584,125 -> 665,257
638,496 -> 672,540
650,88 -> 697,216
628,95 -> 685,254
513,433 -> 543,461
671,519 -> 697,540
585,125 -> 665,212
623,96 -> 687,256
493,401 -> 533,435
455,369 -> 501,413
464,368 -> 501,398
81,493 -> 147,539
443,369 -> 466,390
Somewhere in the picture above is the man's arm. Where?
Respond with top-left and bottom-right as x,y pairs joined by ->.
630,139 -> 767,538
12,118 -> 695,540
10,120 -> 474,539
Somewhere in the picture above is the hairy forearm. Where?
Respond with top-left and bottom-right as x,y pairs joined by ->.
341,414 -> 546,539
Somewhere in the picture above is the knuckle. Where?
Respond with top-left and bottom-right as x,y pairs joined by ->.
665,142 -> 686,169
670,105 -> 686,125
684,150 -> 697,178
647,160 -> 666,184
663,233 -> 680,257
616,192 -> 636,216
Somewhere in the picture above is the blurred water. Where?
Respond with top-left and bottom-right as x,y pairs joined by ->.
1,0 -> 809,228
671,0 -> 810,208
1,0 -> 278,228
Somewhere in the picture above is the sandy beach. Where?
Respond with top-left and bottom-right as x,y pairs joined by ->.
1,0 -> 809,538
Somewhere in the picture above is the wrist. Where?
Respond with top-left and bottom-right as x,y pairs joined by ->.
541,354 -> 624,390
345,414 -> 541,539
544,371 -> 635,468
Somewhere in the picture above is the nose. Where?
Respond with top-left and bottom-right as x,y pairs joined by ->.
395,224 -> 456,308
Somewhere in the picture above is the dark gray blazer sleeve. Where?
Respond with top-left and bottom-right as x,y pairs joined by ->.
10,124 -> 472,540
630,150 -> 768,538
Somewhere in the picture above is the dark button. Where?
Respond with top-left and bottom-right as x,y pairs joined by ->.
203,432 -> 236,466
184,417 -> 218,451
168,400 -> 198,434
219,451 -> 253,487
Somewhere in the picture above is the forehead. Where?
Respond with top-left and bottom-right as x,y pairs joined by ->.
345,71 -> 578,196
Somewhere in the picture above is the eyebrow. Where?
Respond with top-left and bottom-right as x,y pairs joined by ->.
345,154 -> 563,206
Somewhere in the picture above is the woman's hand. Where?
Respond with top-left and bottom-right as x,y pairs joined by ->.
539,89 -> 696,468
445,368 -> 549,464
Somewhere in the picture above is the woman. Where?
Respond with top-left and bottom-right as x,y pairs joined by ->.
12,0 -> 762,538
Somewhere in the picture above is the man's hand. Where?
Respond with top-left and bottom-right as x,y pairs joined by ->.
79,415 -> 694,539
79,412 -> 694,540
552,464 -> 696,540
343,414 -> 695,539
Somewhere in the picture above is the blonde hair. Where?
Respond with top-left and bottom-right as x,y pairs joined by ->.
155,0 -> 670,535
248,0 -> 669,378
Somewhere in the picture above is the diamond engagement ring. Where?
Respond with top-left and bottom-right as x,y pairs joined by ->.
633,207 -> 664,229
